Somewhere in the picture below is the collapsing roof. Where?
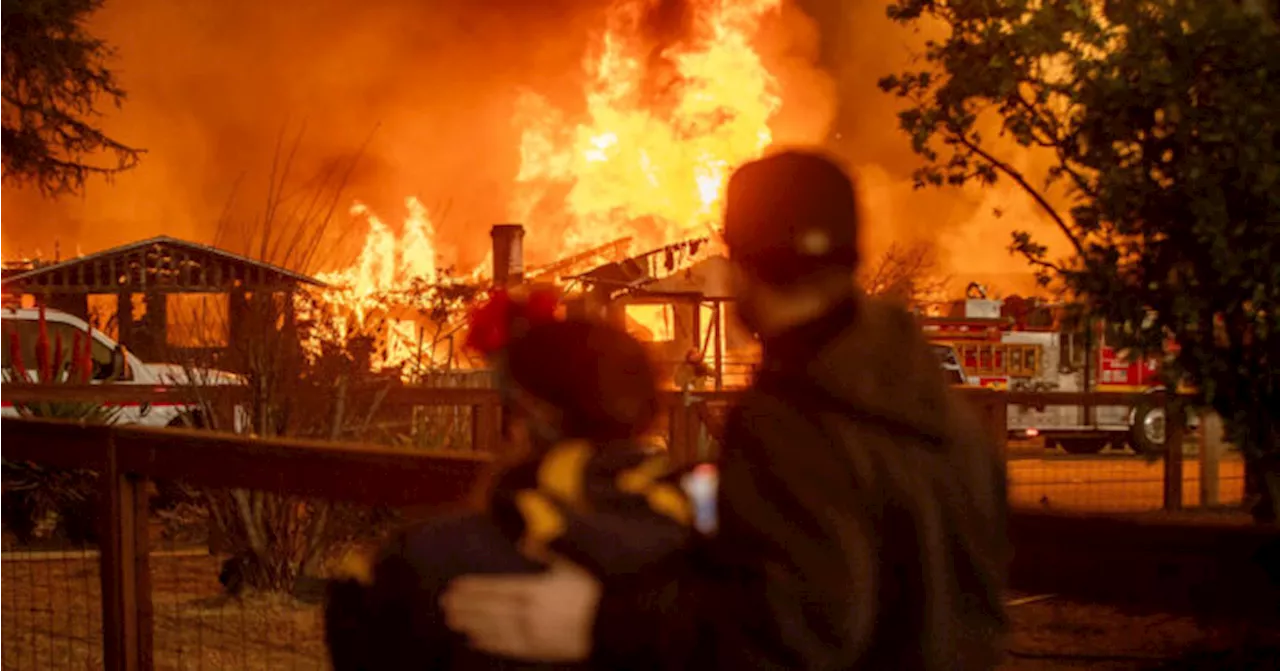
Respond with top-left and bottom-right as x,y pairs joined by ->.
570,237 -> 714,299
2,236 -> 326,295
641,255 -> 735,300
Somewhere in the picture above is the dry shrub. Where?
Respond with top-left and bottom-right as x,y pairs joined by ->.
159,127 -> 483,595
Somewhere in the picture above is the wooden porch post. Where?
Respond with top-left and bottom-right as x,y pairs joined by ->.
47,293 -> 90,321
116,292 -> 134,352
712,301 -> 724,391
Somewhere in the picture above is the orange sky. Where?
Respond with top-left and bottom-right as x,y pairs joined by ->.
0,0 -> 1068,296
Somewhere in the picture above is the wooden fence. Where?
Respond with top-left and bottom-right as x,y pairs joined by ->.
2,386 -> 1276,671
1,384 -> 1201,507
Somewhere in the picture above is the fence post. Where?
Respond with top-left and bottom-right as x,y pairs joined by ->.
99,434 -> 154,671
1163,396 -> 1185,512
990,390 -> 1009,459
1200,411 -> 1223,508
471,398 -> 500,454
668,396 -> 692,466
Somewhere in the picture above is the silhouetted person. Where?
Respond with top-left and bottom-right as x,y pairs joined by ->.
325,305 -> 692,671
442,150 -> 1011,670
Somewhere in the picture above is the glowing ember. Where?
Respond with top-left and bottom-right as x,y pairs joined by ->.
511,0 -> 783,259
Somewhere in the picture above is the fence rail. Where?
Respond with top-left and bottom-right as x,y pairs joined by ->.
2,386 -> 1274,671
0,385 -> 1216,511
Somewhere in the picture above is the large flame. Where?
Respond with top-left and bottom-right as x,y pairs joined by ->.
309,197 -> 472,374
512,0 -> 783,258
316,198 -> 441,320
311,0 -> 785,372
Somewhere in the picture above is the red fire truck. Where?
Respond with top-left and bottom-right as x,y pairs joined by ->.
922,288 -> 1174,455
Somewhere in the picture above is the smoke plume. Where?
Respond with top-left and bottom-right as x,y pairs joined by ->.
2,0 -> 602,269
1,0 -> 1064,294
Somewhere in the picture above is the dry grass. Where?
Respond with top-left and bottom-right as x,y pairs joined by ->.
4,553 -> 1276,671
1008,456 -> 1246,512
3,553 -> 326,670
2,548 -> 103,670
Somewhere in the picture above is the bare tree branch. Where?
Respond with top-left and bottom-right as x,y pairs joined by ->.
947,131 -> 1086,256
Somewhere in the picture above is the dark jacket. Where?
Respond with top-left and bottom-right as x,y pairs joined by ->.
590,296 -> 1010,670
325,440 -> 692,671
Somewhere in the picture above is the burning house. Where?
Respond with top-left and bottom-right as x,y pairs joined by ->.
427,219 -> 754,389
0,0 -> 807,386
560,239 -> 759,390
1,236 -> 325,368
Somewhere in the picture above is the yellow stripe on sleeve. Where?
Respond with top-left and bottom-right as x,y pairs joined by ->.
535,440 -> 593,505
645,483 -> 693,526
615,453 -> 671,493
616,455 -> 692,526
513,490 -> 566,558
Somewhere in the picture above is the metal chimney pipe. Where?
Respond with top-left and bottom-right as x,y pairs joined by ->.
490,224 -> 526,288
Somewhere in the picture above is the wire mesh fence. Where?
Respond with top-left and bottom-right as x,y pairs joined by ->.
1005,437 -> 1247,513
0,389 -> 1268,670
147,550 -> 324,670
2,474 -> 429,670
145,478 -> 398,670
2,465 -> 105,670
686,393 -> 1247,515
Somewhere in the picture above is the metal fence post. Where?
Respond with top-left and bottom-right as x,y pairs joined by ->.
1163,396 -> 1185,512
99,433 -> 154,671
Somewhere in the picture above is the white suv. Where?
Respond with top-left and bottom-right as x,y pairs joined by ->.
1,307 -> 241,427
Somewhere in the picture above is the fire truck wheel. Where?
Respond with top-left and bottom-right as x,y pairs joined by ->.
1057,438 -> 1108,455
1129,402 -> 1167,455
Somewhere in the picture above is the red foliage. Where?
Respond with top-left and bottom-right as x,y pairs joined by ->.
70,331 -> 94,384
6,307 -> 98,383
78,326 -> 93,383
35,304 -> 51,382
8,331 -> 28,380
54,333 -> 67,380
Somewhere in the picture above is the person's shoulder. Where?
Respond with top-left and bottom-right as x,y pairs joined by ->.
727,378 -> 831,449
852,295 -> 931,349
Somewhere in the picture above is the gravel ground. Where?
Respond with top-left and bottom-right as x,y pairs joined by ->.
1001,594 -> 1280,670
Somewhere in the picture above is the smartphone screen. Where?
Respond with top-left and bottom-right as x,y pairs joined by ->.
680,463 -> 718,535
